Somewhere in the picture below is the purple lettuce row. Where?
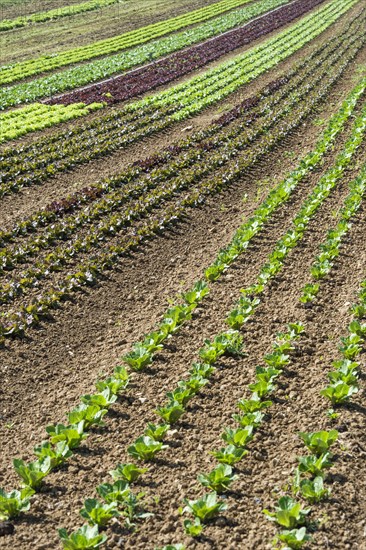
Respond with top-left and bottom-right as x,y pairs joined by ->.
46,0 -> 324,107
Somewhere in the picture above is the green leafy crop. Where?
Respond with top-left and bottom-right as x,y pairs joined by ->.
59,524 -> 107,549
0,487 -> 34,521
80,498 -> 119,527
128,436 -> 167,461
198,464 -> 238,493
298,430 -> 338,455
109,463 -> 148,483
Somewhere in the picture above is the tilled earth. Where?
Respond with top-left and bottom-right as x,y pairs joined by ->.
0,4 -> 365,549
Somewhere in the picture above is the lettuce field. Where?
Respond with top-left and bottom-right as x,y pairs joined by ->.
0,0 -> 365,548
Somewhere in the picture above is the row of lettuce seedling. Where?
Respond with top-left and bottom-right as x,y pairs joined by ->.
2,0 -> 288,109
300,165 -> 366,304
0,0 -> 254,84
0,0 -> 120,32
0,102 -> 103,144
0,0 -> 355,190
178,322 -> 305,541
48,0 -> 294,108
1,54 -> 364,344
264,278 -> 366,548
0,38 -> 357,312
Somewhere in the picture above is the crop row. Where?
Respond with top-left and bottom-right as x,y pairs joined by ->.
0,102 -> 102,143
0,44 -> 362,339
0,0 -> 255,85
265,277 -> 366,548
0,0 -> 358,195
0,92 -> 363,541
1,30 -> 357,276
57,140 -> 366,545
300,166 -> 366,304
2,0 -> 290,109
0,0 -> 121,32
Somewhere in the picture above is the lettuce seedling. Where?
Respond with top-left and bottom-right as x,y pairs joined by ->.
46,421 -> 88,449
255,366 -> 281,381
80,498 -> 119,527
348,320 -> 366,339
109,463 -> 147,483
199,340 -> 226,365
96,480 -> 130,504
123,344 -> 152,370
211,445 -> 248,465
237,394 -> 272,413
113,365 -> 129,382
95,375 -> 128,395
205,263 -> 225,281
166,387 -> 194,407
297,476 -> 330,503
218,330 -> 245,357
68,404 -> 108,429
350,303 -> 366,319
190,362 -> 215,378
297,453 -> 333,476
222,426 -> 254,447
199,331 -> 244,364
33,440 -> 72,469
339,334 -> 362,359
59,524 -> 107,549
118,489 -> 153,528
232,411 -> 264,428
128,436 -> 167,461
13,457 -> 51,489
264,351 -> 289,369
328,369 -> 358,385
198,464 -> 238,494
249,376 -> 275,398
142,334 -> 164,354
0,487 -> 34,521
155,401 -> 185,424
263,496 -> 310,528
298,430 -> 338,455
183,517 -> 203,537
287,322 -> 305,337
144,422 -> 170,442
320,381 -> 358,405
81,388 -> 117,408
225,308 -> 249,330
182,492 -> 227,522
331,358 -> 359,374
183,280 -> 209,305
179,375 -> 208,394
276,527 -> 311,549
300,283 -> 320,303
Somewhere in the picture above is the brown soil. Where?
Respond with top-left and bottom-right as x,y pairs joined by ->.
0,3 -> 365,550
0,39 -> 365,550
